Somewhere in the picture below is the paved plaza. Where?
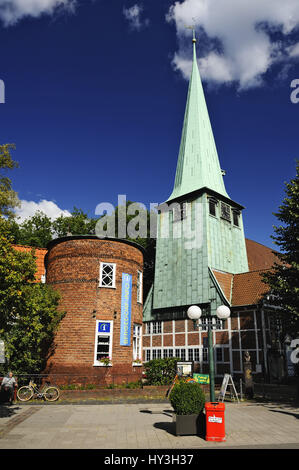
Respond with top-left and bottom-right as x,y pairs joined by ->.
0,400 -> 299,449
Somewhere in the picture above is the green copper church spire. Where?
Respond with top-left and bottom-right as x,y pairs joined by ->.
167,32 -> 229,201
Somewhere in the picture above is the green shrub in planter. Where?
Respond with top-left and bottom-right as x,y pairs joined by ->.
169,382 -> 206,415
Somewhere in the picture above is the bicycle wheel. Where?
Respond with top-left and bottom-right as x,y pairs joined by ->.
44,386 -> 60,402
17,386 -> 33,402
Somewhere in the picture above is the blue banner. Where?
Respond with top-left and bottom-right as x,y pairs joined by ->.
120,273 -> 132,346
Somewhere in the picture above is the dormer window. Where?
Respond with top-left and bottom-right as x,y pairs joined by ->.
220,202 -> 231,222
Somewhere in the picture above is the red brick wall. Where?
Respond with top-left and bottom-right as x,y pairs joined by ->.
45,238 -> 143,385
175,320 -> 185,332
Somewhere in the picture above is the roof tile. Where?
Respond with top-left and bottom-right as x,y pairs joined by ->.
12,244 -> 47,282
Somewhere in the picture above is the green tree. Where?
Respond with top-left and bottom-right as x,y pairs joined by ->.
0,222 -> 36,331
263,161 -> 299,336
15,211 -> 53,248
0,143 -> 20,217
52,207 -> 97,238
1,284 -> 64,375
11,207 -> 98,248
0,226 -> 64,375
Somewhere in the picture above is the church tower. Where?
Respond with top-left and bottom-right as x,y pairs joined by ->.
144,34 -> 249,322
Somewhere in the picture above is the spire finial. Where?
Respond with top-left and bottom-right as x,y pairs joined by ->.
185,25 -> 196,43
192,27 -> 196,43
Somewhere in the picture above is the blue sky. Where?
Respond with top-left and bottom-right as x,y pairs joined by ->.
0,0 -> 299,249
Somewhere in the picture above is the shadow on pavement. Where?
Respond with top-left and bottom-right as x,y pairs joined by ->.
139,408 -> 173,417
0,404 -> 21,419
269,409 -> 299,419
245,400 -> 299,410
153,421 -> 177,436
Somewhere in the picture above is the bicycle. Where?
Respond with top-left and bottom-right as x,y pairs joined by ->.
17,379 -> 60,402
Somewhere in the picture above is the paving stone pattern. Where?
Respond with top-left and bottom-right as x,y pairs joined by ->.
0,402 -> 298,449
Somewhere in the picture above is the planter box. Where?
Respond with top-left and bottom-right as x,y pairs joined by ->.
173,412 -> 205,436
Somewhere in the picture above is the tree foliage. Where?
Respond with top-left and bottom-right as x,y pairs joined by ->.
10,207 -> 97,248
52,207 -> 97,238
143,358 -> 178,385
263,160 -> 299,336
0,224 -> 64,375
14,211 -> 53,248
0,143 -> 20,218
1,284 -> 64,375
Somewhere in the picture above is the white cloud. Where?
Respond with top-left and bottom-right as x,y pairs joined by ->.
15,199 -> 71,223
123,3 -> 149,31
288,42 -> 299,58
0,0 -> 77,26
167,0 -> 299,89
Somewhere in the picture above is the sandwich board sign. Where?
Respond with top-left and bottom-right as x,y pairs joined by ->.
218,373 -> 239,402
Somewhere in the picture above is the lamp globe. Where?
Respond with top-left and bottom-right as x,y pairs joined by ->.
216,305 -> 231,320
187,305 -> 202,321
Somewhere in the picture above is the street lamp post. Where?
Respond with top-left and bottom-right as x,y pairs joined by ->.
187,304 -> 231,402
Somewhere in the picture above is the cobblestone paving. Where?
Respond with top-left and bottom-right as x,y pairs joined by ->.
0,402 -> 298,449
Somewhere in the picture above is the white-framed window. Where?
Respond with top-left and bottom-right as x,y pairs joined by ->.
133,324 -> 142,362
201,317 -> 223,330
202,348 -> 208,362
200,317 -> 214,331
152,321 -> 162,334
146,350 -> 151,362
137,271 -> 143,303
175,349 -> 186,361
152,349 -> 162,359
145,323 -> 151,334
188,348 -> 200,362
163,348 -> 174,358
94,320 -> 113,366
99,262 -> 116,288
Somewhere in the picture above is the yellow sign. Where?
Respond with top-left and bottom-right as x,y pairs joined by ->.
193,373 -> 210,384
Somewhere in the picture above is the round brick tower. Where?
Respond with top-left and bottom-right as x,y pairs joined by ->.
44,236 -> 144,386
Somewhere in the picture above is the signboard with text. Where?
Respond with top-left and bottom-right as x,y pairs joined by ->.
120,273 -> 132,346
177,361 -> 193,376
193,373 -> 210,384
